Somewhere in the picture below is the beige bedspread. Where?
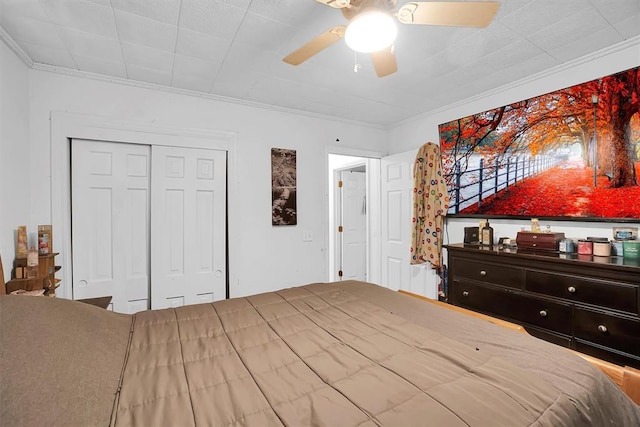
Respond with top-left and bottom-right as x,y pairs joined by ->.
2,281 -> 639,426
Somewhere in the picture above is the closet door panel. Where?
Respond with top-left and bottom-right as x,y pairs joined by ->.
151,146 -> 227,309
71,139 -> 150,313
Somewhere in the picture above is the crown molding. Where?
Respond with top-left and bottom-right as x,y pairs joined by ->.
1,21 -> 383,130
0,26 -> 34,68
29,62 -> 385,130
5,20 -> 638,132
393,35 -> 640,129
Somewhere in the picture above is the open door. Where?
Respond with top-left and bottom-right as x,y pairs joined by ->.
328,154 -> 382,284
380,149 -> 439,298
380,151 -> 412,291
336,167 -> 367,281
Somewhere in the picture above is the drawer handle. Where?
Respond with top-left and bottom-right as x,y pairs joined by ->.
539,310 -> 548,317
479,270 -> 487,276
462,291 -> 469,297
598,325 -> 608,333
567,286 -> 576,294
532,235 -> 538,239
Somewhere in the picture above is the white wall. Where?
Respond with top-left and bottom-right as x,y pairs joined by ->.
0,41 -> 30,281
5,37 -> 638,297
22,66 -> 387,298
388,40 -> 640,248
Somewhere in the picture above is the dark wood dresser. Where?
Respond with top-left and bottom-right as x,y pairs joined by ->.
446,243 -> 640,368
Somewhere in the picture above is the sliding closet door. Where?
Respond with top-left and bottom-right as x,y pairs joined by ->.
151,146 -> 227,309
71,139 -> 150,313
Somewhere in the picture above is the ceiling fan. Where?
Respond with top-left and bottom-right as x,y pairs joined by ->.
283,0 -> 500,77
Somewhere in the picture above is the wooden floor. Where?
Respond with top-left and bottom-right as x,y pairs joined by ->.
399,290 -> 640,405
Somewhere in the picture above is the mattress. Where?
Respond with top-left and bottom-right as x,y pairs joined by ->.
2,280 -> 639,426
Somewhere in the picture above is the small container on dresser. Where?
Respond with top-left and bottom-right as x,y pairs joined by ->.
577,239 -> 593,255
559,238 -> 576,253
516,231 -> 565,251
592,241 -> 611,257
612,241 -> 624,256
480,220 -> 494,246
623,241 -> 640,258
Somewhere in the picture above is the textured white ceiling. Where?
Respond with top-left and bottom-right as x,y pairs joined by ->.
1,0 -> 639,126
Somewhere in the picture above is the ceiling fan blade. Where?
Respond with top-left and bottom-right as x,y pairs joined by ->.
397,1 -> 500,27
315,0 -> 351,8
371,46 -> 397,78
283,26 -> 346,66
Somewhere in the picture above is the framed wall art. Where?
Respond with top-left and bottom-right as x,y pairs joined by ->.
438,66 -> 640,222
271,148 -> 297,225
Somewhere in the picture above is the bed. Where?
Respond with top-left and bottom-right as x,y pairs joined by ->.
1,280 -> 639,426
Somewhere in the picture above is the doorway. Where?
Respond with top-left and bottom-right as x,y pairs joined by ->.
328,154 -> 381,284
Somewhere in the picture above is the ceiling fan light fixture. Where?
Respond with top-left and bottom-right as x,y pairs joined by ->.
344,10 -> 397,53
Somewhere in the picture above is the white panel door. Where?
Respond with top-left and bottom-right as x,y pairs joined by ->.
340,170 -> 367,281
151,146 -> 226,309
71,139 -> 150,313
380,151 -> 414,291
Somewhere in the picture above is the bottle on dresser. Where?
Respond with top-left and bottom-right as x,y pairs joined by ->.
481,219 -> 494,246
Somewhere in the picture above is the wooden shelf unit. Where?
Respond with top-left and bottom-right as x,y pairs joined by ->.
5,253 -> 60,296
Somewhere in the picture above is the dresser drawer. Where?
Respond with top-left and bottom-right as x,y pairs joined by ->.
526,270 -> 638,314
452,281 -> 571,335
574,308 -> 640,357
452,258 -> 523,289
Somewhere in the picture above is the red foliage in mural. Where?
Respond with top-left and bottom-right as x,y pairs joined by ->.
461,161 -> 640,219
439,66 -> 640,219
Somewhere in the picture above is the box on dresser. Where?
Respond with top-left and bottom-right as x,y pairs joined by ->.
516,231 -> 565,250
445,243 -> 640,369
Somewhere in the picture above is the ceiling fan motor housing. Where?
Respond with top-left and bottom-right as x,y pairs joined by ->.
341,0 -> 397,20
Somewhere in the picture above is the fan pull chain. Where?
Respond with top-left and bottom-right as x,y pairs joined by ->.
353,51 -> 362,73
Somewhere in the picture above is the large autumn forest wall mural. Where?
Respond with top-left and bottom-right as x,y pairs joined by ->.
438,66 -> 640,221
